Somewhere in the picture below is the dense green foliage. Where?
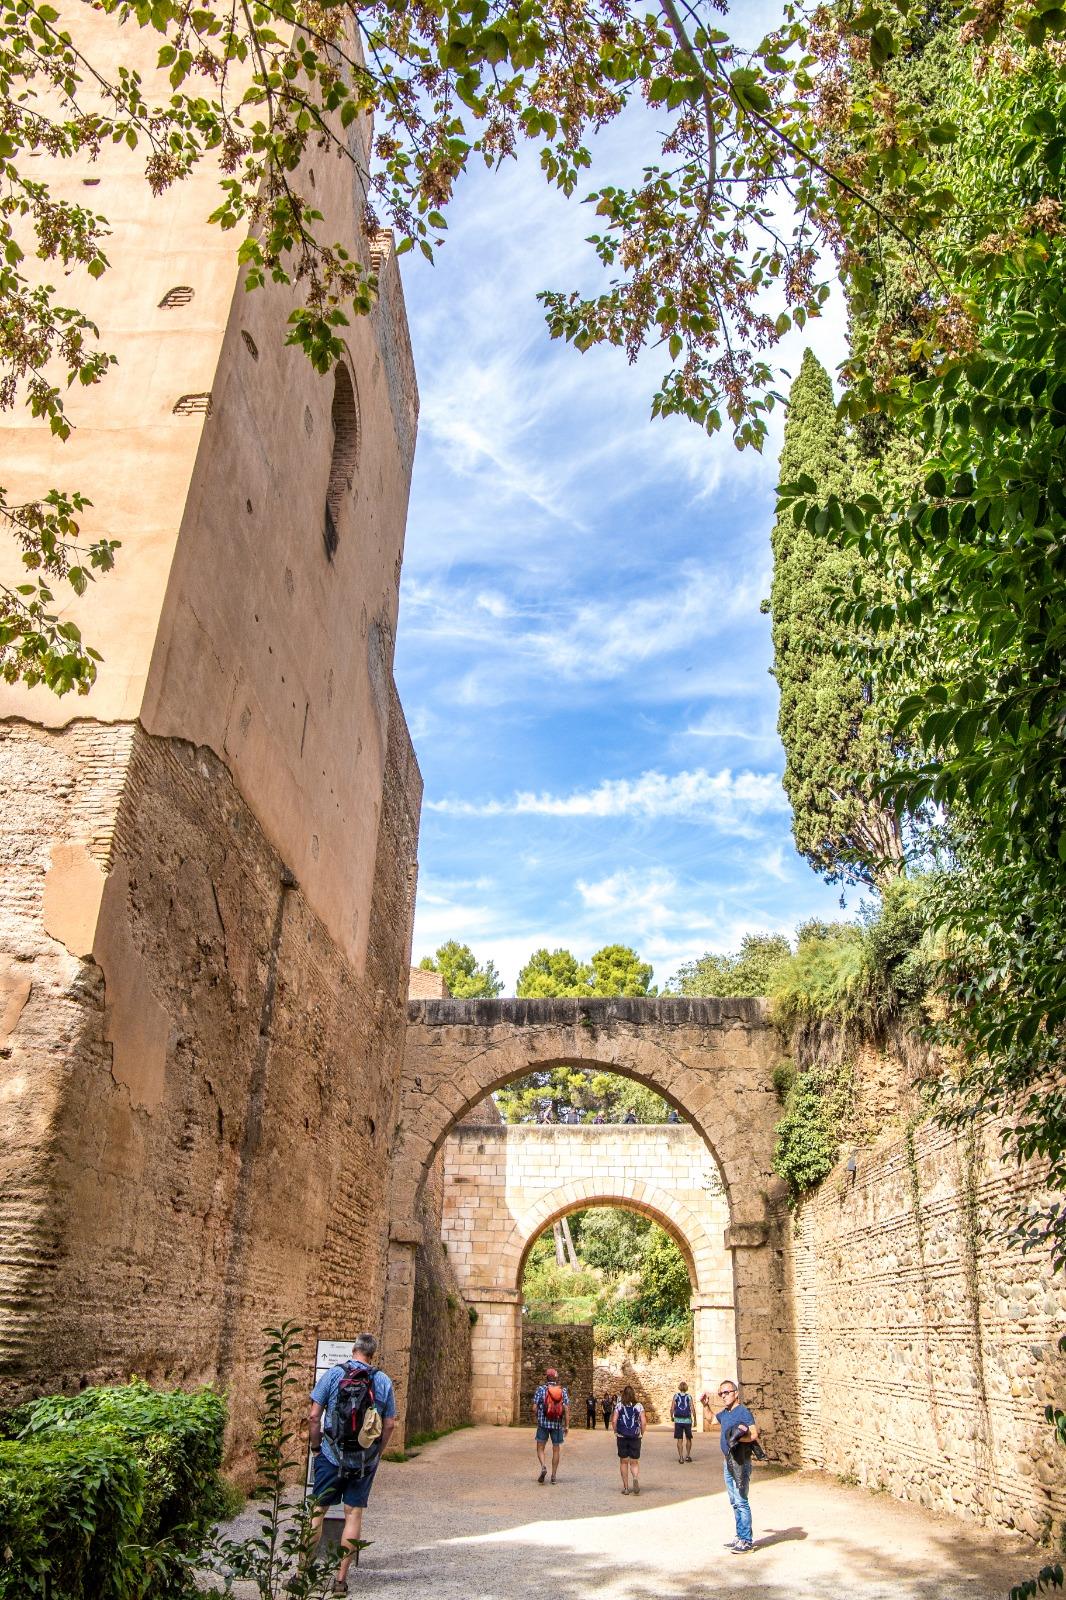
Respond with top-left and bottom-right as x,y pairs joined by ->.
769,885 -> 935,1042
516,947 -> 592,997
0,1381 -> 226,1600
769,351 -> 904,886
500,949 -> 662,1121
516,944 -> 654,998
578,1208 -> 654,1275
771,1061 -> 854,1202
495,1066 -> 670,1125
668,932 -> 792,996
522,1209 -> 693,1356
418,941 -> 503,999
779,15 -> 1066,1295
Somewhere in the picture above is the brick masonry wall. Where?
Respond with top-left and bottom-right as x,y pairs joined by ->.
521,1324 -> 594,1424
0,706 -> 421,1472
769,1109 -> 1066,1541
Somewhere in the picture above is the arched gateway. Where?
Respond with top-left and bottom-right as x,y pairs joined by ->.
440,1121 -> 735,1424
384,997 -> 783,1442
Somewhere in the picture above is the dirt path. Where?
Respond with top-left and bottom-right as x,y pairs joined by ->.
305,1423 -> 1042,1598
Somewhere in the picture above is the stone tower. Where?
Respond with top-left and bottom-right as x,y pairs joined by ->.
0,14 -> 421,1463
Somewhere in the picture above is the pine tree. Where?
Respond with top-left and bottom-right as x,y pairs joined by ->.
769,349 -> 903,886
418,941 -> 502,998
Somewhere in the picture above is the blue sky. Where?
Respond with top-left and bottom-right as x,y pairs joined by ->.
393,89 -> 851,995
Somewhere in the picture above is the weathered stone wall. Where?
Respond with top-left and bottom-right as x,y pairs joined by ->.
520,1324 -> 594,1424
405,1143 -> 473,1440
769,1110 -> 1066,1541
0,702 -> 421,1470
593,1341 -> 696,1425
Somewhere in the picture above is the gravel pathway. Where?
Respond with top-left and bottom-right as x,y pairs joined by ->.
225,1423 -> 1044,1599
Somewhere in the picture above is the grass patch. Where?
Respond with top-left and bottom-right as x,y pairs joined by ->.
407,1421 -> 474,1449
386,1420 -> 475,1461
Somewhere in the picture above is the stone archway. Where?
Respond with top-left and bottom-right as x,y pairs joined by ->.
384,997 -> 782,1442
436,1120 -> 738,1425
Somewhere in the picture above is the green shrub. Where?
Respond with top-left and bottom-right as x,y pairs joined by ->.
770,924 -> 867,1031
522,1257 -> 601,1304
771,1060 -> 796,1101
0,1381 -> 226,1600
769,882 -> 937,1041
0,1434 -> 143,1600
772,1065 -> 853,1202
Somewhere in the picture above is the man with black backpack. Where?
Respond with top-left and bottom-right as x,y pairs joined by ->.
671,1380 -> 694,1462
305,1334 -> 397,1593
531,1366 -> 569,1483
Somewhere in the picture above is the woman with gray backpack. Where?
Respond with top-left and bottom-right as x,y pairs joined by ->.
610,1385 -> 646,1495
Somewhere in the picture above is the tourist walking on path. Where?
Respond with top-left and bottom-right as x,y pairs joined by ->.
532,1367 -> 569,1483
611,1385 -> 646,1495
702,1378 -> 759,1553
671,1381 -> 694,1462
305,1334 -> 396,1594
601,1391 -> 613,1429
585,1392 -> 597,1428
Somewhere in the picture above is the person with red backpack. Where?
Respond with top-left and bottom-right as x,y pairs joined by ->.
611,1385 -> 646,1495
304,1334 -> 396,1593
531,1366 -> 569,1483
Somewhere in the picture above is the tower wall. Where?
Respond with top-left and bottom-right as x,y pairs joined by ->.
0,10 -> 421,1466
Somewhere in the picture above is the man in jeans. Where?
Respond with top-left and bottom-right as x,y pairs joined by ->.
531,1366 -> 569,1483
306,1334 -> 397,1593
701,1378 -> 758,1553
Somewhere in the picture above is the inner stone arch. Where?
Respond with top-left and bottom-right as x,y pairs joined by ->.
437,1118 -> 738,1425
511,1193 -> 703,1298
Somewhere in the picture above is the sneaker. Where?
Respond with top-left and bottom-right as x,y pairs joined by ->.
537,1467 -> 547,1483
730,1541 -> 754,1554
632,1483 -> 640,1495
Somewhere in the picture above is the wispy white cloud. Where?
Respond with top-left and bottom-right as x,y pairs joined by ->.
402,557 -> 770,708
397,86 -> 853,1000
427,766 -> 787,829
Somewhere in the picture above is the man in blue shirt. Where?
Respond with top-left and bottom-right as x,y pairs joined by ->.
306,1334 -> 397,1592
531,1366 -> 569,1484
701,1378 -> 758,1553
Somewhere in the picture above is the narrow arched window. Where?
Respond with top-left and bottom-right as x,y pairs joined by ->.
324,363 -> 359,562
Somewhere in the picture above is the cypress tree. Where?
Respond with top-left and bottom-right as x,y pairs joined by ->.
769,349 -> 903,886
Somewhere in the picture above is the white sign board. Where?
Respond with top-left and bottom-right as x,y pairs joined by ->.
306,1338 -> 357,1521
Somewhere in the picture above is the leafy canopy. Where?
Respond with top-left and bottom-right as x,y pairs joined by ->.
669,932 -> 792,996
522,1207 -> 693,1354
516,943 -> 655,998
419,940 -> 502,998
1,0 -> 981,691
779,25 -> 1066,1274
495,1065 -> 670,1124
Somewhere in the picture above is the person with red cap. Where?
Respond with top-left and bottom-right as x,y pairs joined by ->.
531,1365 -> 569,1483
